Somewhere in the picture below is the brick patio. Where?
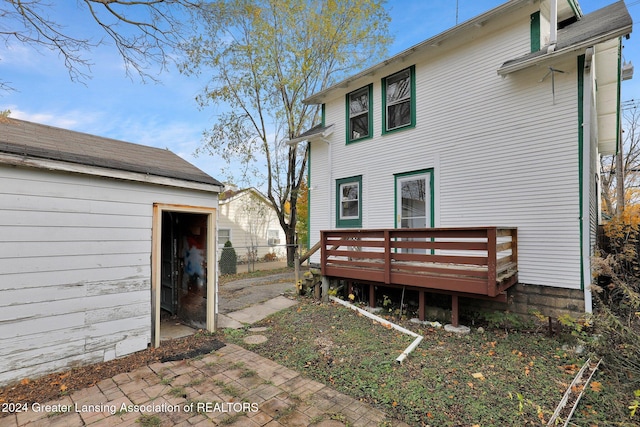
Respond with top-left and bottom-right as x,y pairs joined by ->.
4,344 -> 410,426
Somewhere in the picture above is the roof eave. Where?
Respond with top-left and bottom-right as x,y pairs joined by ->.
498,27 -> 632,75
0,152 -> 223,193
304,0 -> 530,105
286,124 -> 335,145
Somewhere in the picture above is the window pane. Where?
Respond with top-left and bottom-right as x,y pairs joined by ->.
401,179 -> 426,218
386,70 -> 410,103
388,100 -> 411,129
340,183 -> 359,218
349,87 -> 369,140
218,229 -> 230,245
350,115 -> 369,139
342,200 -> 359,218
350,90 -> 368,116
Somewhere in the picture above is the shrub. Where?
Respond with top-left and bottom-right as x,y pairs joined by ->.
219,240 -> 237,275
591,205 -> 640,390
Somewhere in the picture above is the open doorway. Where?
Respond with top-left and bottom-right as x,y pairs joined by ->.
152,204 -> 217,347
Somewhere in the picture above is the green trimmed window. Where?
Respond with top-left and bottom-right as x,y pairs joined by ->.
346,85 -> 372,143
336,176 -> 362,228
382,66 -> 415,133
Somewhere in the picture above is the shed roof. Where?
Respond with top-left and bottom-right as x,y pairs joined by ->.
0,118 -> 222,188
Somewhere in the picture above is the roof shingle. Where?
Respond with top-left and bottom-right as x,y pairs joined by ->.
0,118 -> 222,187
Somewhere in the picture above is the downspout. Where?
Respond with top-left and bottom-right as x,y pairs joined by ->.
548,0 -> 558,53
580,51 -> 593,314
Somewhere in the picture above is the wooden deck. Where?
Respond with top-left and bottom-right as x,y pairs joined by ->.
320,227 -> 518,326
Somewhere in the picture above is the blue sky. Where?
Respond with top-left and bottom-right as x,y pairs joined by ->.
1,0 -> 638,182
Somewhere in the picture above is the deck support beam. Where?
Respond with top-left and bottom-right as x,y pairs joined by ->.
451,295 -> 459,327
418,290 -> 425,321
369,284 -> 376,308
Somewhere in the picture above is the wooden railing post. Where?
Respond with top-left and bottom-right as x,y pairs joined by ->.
511,228 -> 518,271
384,230 -> 391,284
320,231 -> 327,276
487,227 -> 497,297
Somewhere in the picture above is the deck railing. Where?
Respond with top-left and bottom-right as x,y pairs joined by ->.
320,227 -> 518,298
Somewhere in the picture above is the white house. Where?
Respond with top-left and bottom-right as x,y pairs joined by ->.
0,118 -> 223,386
291,0 -> 632,321
218,187 -> 287,263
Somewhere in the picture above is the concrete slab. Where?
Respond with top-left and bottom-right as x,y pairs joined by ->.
243,335 -> 268,344
226,296 -> 298,325
216,313 -> 245,329
444,324 -> 471,334
160,320 -> 197,341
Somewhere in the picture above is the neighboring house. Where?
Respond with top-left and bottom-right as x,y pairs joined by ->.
218,186 -> 287,262
0,118 -> 223,386
290,0 -> 632,321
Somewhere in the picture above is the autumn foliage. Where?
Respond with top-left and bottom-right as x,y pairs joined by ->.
591,205 -> 640,388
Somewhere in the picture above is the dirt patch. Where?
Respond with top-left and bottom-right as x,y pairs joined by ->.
0,333 -> 224,413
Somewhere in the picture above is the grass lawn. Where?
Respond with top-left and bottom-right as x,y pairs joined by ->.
223,297 -> 636,426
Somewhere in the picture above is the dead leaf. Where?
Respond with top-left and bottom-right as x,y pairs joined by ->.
20,378 -> 30,385
468,382 -> 474,388
60,384 -> 67,392
472,372 -> 485,380
590,381 -> 603,392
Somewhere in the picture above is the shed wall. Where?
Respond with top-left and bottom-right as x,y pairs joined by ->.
0,165 -> 218,386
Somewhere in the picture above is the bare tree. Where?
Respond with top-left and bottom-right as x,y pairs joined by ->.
601,101 -> 640,214
181,0 -> 391,265
0,0 -> 204,85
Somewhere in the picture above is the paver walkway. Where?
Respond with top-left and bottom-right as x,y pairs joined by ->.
5,343 -> 410,427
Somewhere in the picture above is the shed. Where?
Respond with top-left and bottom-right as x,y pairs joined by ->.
0,118 -> 223,386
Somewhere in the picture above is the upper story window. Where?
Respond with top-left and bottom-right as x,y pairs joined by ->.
347,85 -> 372,143
382,66 -> 415,133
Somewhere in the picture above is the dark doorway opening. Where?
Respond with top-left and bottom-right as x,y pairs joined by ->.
160,211 -> 208,329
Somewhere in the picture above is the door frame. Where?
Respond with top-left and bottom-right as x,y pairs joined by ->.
151,203 -> 217,348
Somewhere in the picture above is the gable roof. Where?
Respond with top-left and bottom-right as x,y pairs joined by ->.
0,118 -> 222,190
498,1 -> 632,75
219,187 -> 271,205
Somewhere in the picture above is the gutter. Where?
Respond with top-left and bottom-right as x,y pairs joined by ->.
329,296 -> 423,363
498,27 -> 633,76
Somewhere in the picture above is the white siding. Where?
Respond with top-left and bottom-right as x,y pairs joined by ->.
309,4 -> 584,289
217,191 -> 287,261
0,165 -> 217,386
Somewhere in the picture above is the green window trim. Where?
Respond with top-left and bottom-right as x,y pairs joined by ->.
530,11 -> 541,53
346,85 -> 373,144
336,175 -> 362,228
382,65 -> 416,134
